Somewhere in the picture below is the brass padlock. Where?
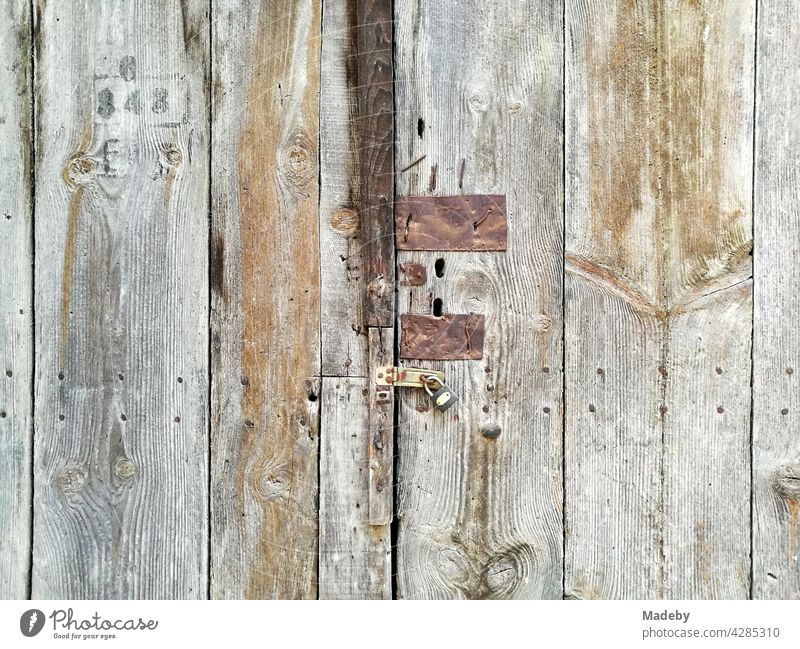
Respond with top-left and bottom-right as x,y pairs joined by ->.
424,376 -> 459,412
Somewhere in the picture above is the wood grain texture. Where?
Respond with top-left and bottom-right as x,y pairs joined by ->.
394,0 -> 564,599
356,0 -> 394,328
565,0 -> 754,599
211,0 -> 321,599
319,377 -> 391,598
753,0 -> 800,599
320,0 -> 368,377
0,0 -> 32,599
33,0 -> 209,598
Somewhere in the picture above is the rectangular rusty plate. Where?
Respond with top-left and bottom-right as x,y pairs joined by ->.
399,314 -> 485,360
395,194 -> 507,251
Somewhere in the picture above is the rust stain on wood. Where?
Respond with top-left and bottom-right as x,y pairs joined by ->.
59,128 -> 94,359
400,314 -> 485,360
396,195 -> 507,251
236,0 -> 320,599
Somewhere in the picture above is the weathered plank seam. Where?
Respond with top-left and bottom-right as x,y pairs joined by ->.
748,0 -> 760,601
207,0 -> 214,602
560,0 -> 566,601
27,0 -> 37,600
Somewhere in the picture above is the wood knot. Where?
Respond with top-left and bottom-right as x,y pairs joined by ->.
56,466 -> 87,494
532,314 -> 552,332
437,546 -> 470,581
480,545 -> 533,598
63,156 -> 96,187
508,99 -> 524,114
773,464 -> 800,500
330,207 -> 360,236
467,89 -> 490,113
254,463 -> 289,502
162,145 -> 182,167
114,457 -> 137,481
281,131 -> 316,187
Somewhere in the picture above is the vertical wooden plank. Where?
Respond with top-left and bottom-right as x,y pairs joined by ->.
0,0 -> 32,599
565,0 -> 754,598
356,0 -> 394,328
318,0 -> 393,596
754,0 -> 800,599
394,0 -> 564,598
320,0 -> 367,377
319,378 -> 391,599
33,0 -> 209,598
211,0 -> 321,598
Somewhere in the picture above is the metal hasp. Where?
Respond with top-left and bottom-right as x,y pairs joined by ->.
399,314 -> 485,360
375,365 -> 445,388
396,194 -> 508,251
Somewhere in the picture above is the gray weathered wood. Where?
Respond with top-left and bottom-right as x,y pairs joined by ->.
394,0 -> 564,599
565,0 -> 754,599
211,0 -> 321,599
320,0 -> 368,377
32,0 -> 209,598
319,378 -> 391,598
753,0 -> 800,599
0,0 -> 32,599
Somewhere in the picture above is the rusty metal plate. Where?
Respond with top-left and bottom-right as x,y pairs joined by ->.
399,314 -> 485,360
395,195 -> 507,251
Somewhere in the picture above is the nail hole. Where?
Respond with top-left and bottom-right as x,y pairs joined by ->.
660,405 -> 668,415
596,367 -> 604,375
58,414 -> 65,421
240,377 -> 250,386
118,373 -> 124,381
5,370 -> 12,378
432,298 -> 443,317
543,407 -> 551,414
174,416 -> 181,423
717,406 -> 724,414
715,367 -> 723,375
781,408 -> 789,416
588,404 -> 596,413
308,393 -> 318,402
542,366 -> 550,374
482,405 -> 489,413
244,419 -> 254,428
58,372 -> 64,380
0,411 -> 6,418
121,414 -> 127,422
787,368 -> 794,376
434,258 -> 445,277
177,376 -> 183,383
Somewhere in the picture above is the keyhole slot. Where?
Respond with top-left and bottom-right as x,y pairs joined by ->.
433,298 -> 443,317
434,258 -> 445,277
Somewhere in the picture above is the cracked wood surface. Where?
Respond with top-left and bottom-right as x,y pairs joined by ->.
394,0 -> 564,599
33,0 -> 209,598
565,0 -> 754,599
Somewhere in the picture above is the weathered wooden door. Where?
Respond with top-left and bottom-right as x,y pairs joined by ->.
1,0 -> 799,599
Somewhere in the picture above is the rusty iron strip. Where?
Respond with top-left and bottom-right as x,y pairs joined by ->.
395,194 -> 508,251
399,314 -> 486,361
